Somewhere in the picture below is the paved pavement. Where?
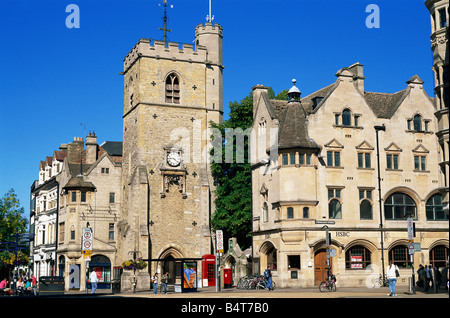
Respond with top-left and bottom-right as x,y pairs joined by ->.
78,285 -> 449,298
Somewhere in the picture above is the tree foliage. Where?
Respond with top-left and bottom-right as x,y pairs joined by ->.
0,189 -> 28,242
0,189 -> 29,273
210,88 -> 286,249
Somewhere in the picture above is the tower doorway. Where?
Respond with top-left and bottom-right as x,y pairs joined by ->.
163,256 -> 177,284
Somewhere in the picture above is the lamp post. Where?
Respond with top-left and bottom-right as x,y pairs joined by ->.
374,125 -> 387,286
128,249 -> 141,293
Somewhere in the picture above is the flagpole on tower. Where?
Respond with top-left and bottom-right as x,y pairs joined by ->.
206,0 -> 214,23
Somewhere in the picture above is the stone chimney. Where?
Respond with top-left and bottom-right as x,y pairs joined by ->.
85,132 -> 98,165
349,62 -> 365,93
67,137 -> 84,164
252,84 -> 270,117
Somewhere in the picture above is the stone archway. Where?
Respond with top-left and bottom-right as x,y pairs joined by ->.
159,247 -> 184,285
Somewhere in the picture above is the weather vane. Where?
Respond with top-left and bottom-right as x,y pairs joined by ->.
158,0 -> 173,44
206,0 -> 214,23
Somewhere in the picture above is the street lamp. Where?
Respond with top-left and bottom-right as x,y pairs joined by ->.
374,125 -> 387,286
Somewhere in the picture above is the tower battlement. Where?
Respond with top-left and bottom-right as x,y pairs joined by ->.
195,22 -> 223,37
123,38 -> 208,73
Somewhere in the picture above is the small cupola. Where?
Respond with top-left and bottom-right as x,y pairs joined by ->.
288,79 -> 301,101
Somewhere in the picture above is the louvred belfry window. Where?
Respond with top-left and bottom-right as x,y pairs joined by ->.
165,73 -> 180,104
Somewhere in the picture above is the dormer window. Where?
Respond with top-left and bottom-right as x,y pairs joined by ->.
312,96 -> 323,109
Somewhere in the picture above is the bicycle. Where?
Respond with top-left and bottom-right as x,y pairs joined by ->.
374,274 -> 389,287
319,275 -> 336,292
256,277 -> 276,291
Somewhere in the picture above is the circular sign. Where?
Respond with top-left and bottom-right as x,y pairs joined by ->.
84,231 -> 92,239
83,241 -> 92,249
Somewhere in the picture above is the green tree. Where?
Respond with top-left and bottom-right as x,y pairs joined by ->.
0,189 -> 28,241
210,88 -> 286,249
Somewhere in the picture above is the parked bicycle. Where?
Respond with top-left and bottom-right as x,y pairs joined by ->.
374,273 -> 389,287
237,275 -> 276,291
319,274 -> 336,292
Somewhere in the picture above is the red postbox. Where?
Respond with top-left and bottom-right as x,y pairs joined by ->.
223,268 -> 232,288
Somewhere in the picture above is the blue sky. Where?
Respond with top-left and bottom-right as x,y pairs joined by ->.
0,0 -> 435,215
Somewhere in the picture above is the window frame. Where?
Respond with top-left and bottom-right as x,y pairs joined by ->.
345,246 -> 372,270
426,194 -> 448,221
165,73 -> 181,104
384,192 -> 417,220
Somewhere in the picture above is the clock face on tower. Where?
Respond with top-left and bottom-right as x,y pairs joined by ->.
167,151 -> 181,167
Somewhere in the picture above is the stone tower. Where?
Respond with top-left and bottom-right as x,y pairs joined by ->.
118,18 -> 223,290
425,0 -> 449,213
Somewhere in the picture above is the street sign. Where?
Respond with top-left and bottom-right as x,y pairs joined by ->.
82,250 -> 92,261
407,217 -> 414,240
82,227 -> 93,253
327,249 -> 337,257
408,242 -> 415,255
216,230 -> 223,253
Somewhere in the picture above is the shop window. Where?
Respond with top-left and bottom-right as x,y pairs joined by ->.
429,245 -> 448,268
345,246 -> 371,269
388,246 -> 411,269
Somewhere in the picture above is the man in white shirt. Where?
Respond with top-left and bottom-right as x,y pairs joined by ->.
90,270 -> 98,294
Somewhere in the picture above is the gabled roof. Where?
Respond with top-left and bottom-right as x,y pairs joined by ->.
364,88 -> 409,119
100,141 -> 123,156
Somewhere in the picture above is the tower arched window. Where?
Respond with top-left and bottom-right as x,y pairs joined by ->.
165,73 -> 180,104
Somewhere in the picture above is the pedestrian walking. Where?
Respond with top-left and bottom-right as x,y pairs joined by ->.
162,272 -> 170,294
386,260 -> 399,296
152,273 -> 158,295
417,264 -> 424,288
424,265 -> 432,291
31,275 -> 37,296
90,269 -> 98,294
428,265 -> 434,289
264,266 -> 272,291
